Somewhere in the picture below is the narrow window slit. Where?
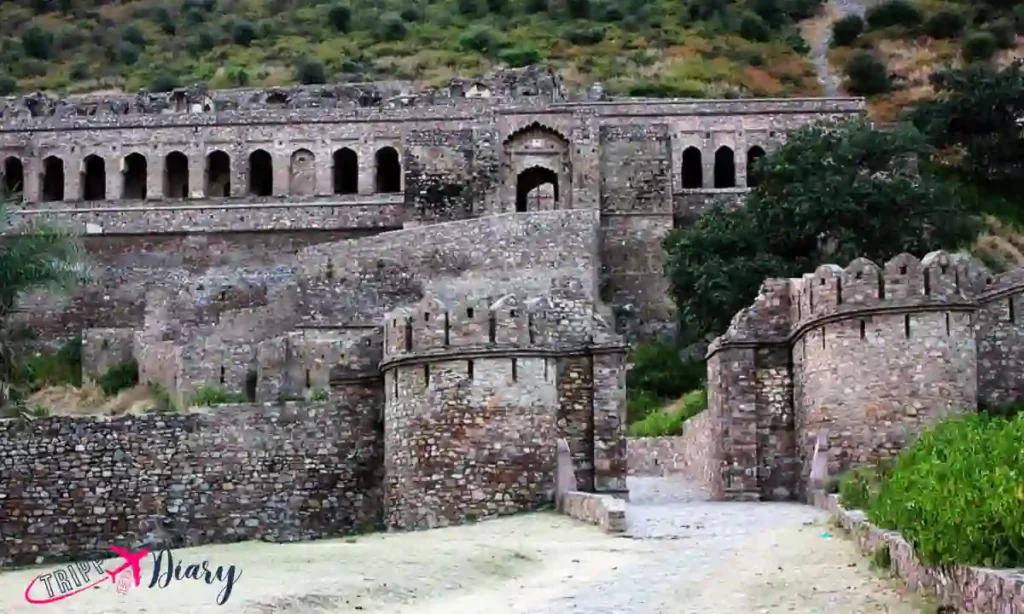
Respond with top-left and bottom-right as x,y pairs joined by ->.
443,313 -> 450,346
923,269 -> 931,295
836,278 -> 843,305
488,313 -> 496,343
904,314 -> 911,338
424,364 -> 429,387
946,312 -> 951,335
467,359 -> 474,380
404,318 -> 412,351
511,358 -> 518,382
859,320 -> 866,339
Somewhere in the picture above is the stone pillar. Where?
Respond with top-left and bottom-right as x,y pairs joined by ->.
272,151 -> 288,197
707,345 -> 759,500
315,145 -> 332,196
66,154 -> 82,202
189,153 -> 205,199
359,144 -> 374,196
149,153 -> 164,201
592,351 -> 628,496
23,157 -> 39,203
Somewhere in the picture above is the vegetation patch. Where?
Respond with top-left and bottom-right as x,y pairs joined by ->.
627,388 -> 707,437
189,384 -> 249,407
0,0 -> 827,97
866,412 -> 1024,568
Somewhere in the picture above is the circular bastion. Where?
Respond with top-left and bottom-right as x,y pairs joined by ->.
380,295 -> 561,529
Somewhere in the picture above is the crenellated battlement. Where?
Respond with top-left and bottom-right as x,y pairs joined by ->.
382,293 -> 620,362
712,251 -> 1006,353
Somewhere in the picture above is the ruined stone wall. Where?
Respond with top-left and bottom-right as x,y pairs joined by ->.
708,251 -> 1019,501
1,90 -> 864,340
379,294 -> 627,528
0,391 -> 383,567
626,409 -> 717,491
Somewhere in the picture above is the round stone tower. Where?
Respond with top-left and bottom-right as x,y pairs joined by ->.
380,294 -> 560,529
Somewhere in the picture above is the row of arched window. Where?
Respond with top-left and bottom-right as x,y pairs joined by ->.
0,147 -> 403,202
681,145 -> 767,189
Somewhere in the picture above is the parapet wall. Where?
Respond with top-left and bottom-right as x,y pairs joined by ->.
708,251 -> 1024,501
0,390 -> 383,566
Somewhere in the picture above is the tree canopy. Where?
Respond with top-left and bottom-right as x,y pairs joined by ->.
663,117 -> 983,342
911,60 -> 1024,209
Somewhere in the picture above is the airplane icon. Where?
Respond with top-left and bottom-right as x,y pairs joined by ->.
105,545 -> 151,588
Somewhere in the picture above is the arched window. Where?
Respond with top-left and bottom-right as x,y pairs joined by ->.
164,151 -> 190,198
746,146 -> 766,188
714,146 -> 735,188
205,151 -> 230,197
333,148 -> 358,194
122,153 -> 148,199
681,147 -> 703,189
41,156 -> 65,202
248,149 -> 273,196
374,147 -> 401,193
81,155 -> 106,201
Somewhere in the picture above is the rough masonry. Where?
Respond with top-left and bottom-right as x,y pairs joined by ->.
0,65 -> 865,340
696,250 -> 1024,501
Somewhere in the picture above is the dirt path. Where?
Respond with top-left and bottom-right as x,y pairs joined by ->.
0,478 -> 931,613
802,0 -> 878,95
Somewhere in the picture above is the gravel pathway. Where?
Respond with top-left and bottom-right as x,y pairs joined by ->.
0,477 -> 930,613
805,0 -> 878,96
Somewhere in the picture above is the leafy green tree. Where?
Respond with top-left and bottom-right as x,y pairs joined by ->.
0,199 -> 85,408
923,9 -> 965,39
0,75 -> 15,95
231,20 -> 257,46
963,31 -> 998,62
865,0 -> 923,29
739,12 -> 771,41
664,118 -> 982,342
911,60 -> 1024,206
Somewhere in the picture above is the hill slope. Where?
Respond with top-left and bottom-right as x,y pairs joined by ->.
0,0 -> 827,96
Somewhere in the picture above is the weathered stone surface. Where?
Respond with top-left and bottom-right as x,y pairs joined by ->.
560,492 -> 626,533
814,492 -> 1024,613
705,251 -> 1024,502
626,409 -> 716,490
0,394 -> 383,567
0,68 -> 864,341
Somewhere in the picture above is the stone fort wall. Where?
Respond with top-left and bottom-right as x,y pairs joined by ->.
1,67 -> 865,339
0,394 -> 383,567
700,251 -> 1024,501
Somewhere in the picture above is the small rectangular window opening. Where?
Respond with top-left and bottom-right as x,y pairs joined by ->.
511,358 -> 518,382
467,359 -> 474,380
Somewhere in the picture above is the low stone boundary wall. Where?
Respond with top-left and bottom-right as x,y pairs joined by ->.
560,492 -> 626,533
626,410 -> 715,488
813,492 -> 1024,612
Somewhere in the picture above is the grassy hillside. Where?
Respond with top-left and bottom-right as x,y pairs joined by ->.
824,0 -> 1024,120
0,0 -> 827,96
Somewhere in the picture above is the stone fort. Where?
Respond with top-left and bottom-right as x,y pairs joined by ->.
14,64 -> 1008,566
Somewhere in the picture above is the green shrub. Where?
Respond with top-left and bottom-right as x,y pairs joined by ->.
837,464 -> 885,509
499,46 -> 542,67
868,413 -> 1024,568
231,20 -> 257,46
963,31 -> 998,62
985,18 -> 1017,49
624,79 -> 705,97
865,0 -> 923,29
627,388 -> 708,437
924,10 -> 965,39
97,359 -> 139,396
844,50 -> 891,95
149,73 -> 180,93
832,14 -> 864,46
738,12 -> 770,42
22,337 -> 82,390
458,26 -> 504,54
563,25 -> 606,45
328,4 -> 351,31
0,75 -> 15,95
567,0 -> 590,19
21,26 -> 54,60
295,58 -> 326,84
377,12 -> 408,41
189,385 -> 247,407
309,388 -> 329,402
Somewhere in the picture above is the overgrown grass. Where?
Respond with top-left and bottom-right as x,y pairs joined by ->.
627,388 -> 707,437
96,359 -> 139,396
0,0 -> 826,98
17,336 -> 82,390
837,410 -> 1024,568
188,384 -> 248,407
